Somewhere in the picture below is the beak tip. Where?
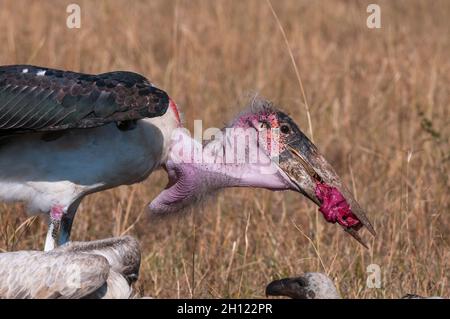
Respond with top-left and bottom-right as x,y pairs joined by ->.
353,209 -> 376,237
365,222 -> 377,237
344,227 -> 370,249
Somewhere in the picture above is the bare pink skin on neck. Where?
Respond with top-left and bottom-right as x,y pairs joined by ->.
315,182 -> 360,228
169,98 -> 182,127
148,127 -> 290,215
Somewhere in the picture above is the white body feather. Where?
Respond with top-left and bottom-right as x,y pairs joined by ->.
0,107 -> 178,215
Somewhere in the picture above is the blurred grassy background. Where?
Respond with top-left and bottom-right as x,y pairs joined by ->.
0,0 -> 448,298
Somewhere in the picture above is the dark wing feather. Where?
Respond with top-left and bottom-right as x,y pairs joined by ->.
0,65 -> 169,134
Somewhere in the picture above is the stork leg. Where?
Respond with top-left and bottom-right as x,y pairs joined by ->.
44,220 -> 59,251
44,205 -> 64,251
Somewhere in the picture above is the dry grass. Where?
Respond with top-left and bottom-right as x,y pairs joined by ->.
0,0 -> 448,298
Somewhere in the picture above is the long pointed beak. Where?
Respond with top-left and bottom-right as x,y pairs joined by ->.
278,136 -> 376,248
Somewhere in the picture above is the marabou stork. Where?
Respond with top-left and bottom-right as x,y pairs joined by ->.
0,65 -> 375,251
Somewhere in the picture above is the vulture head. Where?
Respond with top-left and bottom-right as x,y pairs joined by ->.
266,273 -> 340,299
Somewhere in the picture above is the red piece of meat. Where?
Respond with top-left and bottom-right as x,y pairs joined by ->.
315,182 -> 361,228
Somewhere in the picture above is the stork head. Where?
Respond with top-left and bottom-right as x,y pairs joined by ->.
149,98 -> 375,246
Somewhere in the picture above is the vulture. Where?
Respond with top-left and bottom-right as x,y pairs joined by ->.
265,273 -> 445,299
0,236 -> 140,299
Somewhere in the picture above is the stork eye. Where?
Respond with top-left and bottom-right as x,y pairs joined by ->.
280,124 -> 290,134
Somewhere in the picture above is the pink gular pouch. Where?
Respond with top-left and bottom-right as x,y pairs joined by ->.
315,182 -> 361,229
